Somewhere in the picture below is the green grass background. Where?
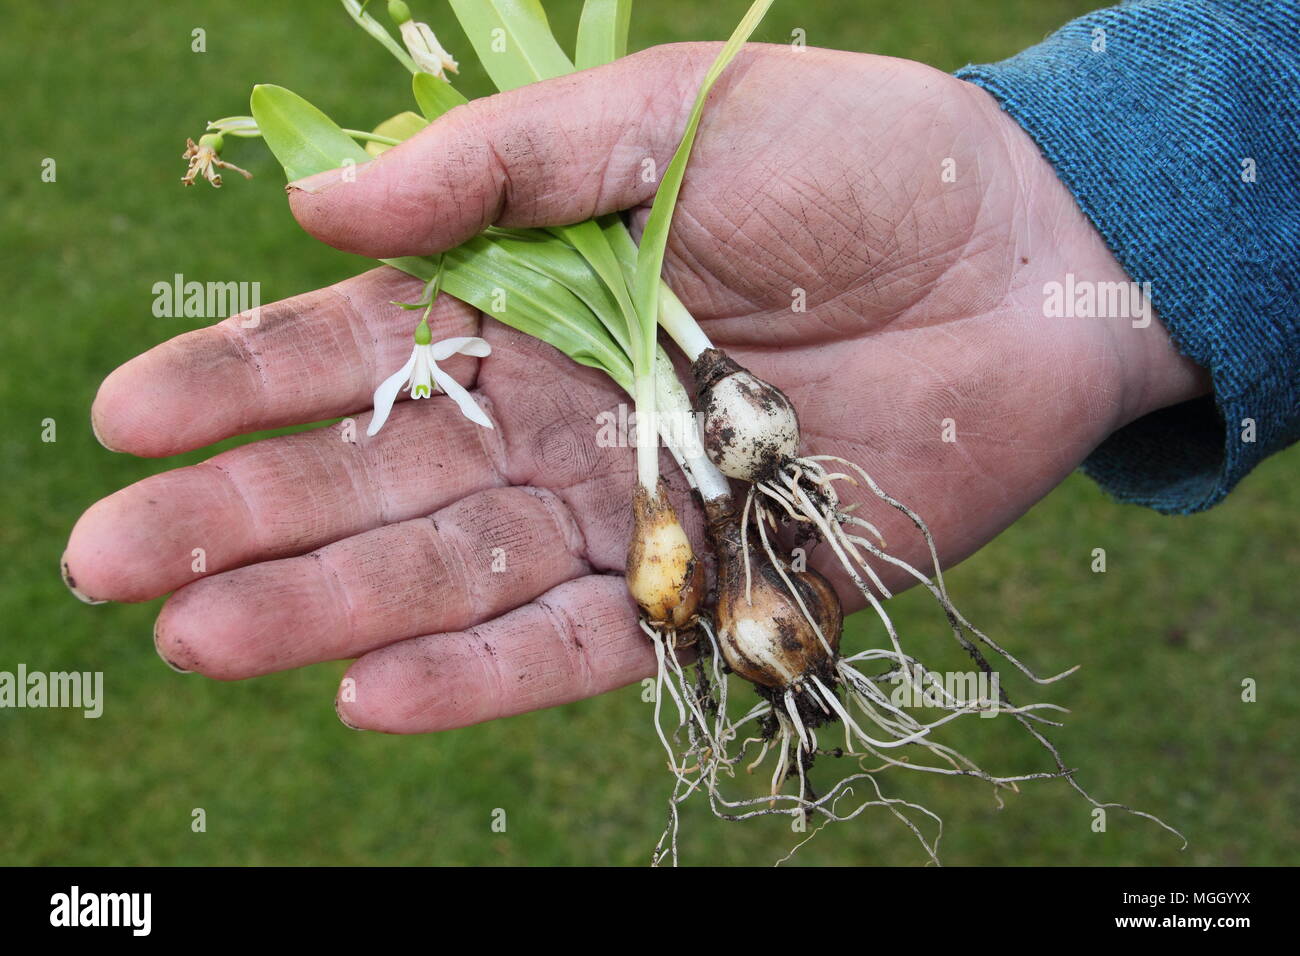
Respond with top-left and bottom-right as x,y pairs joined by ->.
2,0 -> 1296,866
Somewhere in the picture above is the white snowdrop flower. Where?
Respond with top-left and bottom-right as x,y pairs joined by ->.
368,333 -> 492,436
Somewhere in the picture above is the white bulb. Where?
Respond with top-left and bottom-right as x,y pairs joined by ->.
702,370 -> 799,480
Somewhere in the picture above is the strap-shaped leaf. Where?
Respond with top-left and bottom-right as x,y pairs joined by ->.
446,0 -> 648,368
412,72 -> 469,121
249,82 -> 633,389
385,248 -> 633,390
413,83 -> 635,359
506,231 -> 630,354
446,0 -> 574,91
547,219 -> 641,360
250,84 -> 372,182
365,111 -> 429,157
575,0 -> 633,69
633,0 -> 772,363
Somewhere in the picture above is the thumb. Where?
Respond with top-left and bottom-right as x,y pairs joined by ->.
287,44 -> 712,259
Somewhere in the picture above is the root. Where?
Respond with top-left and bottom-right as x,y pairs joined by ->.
742,454 -> 1184,851
644,451 -> 1184,864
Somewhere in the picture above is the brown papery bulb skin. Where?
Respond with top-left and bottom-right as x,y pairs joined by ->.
626,480 -> 705,631
691,349 -> 800,483
706,504 -> 843,690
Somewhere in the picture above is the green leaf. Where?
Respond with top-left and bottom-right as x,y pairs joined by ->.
247,88 -> 634,389
512,229 -> 631,354
546,219 -> 640,359
447,238 -> 631,386
633,0 -> 773,367
599,213 -> 638,286
446,1 -> 644,364
206,115 -> 261,138
575,0 -> 633,69
365,110 -> 429,156
412,72 -> 469,122
249,84 -> 372,182
384,249 -> 633,391
446,0 -> 574,91
248,19 -> 647,400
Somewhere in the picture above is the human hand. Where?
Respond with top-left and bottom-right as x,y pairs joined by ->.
64,43 -> 1208,732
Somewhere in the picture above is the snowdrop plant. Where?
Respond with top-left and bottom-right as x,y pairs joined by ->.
176,0 -> 1185,866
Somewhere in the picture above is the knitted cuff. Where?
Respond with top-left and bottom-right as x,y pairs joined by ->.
956,0 -> 1300,513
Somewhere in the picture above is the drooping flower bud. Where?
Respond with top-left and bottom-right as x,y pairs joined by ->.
399,19 -> 459,81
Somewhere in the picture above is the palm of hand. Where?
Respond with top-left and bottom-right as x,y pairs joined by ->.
65,45 -> 1179,732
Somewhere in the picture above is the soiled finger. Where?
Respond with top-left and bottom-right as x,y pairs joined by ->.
64,392 -> 508,603
153,486 -> 591,680
335,574 -> 651,733
91,267 -> 477,457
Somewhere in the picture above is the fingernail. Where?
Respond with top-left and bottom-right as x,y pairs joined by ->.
89,411 -> 120,453
60,557 -> 106,605
153,619 -> 192,674
335,696 -> 362,731
288,167 -> 347,194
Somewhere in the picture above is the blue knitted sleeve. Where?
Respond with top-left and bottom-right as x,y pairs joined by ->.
955,0 -> 1299,514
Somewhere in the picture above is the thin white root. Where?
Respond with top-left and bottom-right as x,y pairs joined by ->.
732,454 -> 1184,853
645,453 -> 1183,865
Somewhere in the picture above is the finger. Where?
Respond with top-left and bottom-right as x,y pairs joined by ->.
286,44 -> 720,258
63,393 -> 508,603
153,486 -> 591,680
336,575 -> 651,733
92,266 -> 478,457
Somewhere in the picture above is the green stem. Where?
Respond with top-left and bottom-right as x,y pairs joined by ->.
341,0 -> 418,73
207,119 -> 401,148
634,370 -> 660,491
342,129 -> 402,146
657,283 -> 713,361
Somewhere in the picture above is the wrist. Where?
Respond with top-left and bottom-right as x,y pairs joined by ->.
969,84 -> 1213,432
1116,309 -> 1213,425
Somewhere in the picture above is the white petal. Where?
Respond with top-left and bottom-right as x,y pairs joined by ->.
366,350 -> 418,436
428,336 -> 492,361
414,22 -> 438,48
402,22 -> 456,79
409,346 -> 436,398
399,20 -> 422,51
431,365 -> 493,429
411,49 -> 445,78
416,23 -> 458,71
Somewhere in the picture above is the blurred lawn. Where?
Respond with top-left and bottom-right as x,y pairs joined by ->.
2,0 -> 1296,866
